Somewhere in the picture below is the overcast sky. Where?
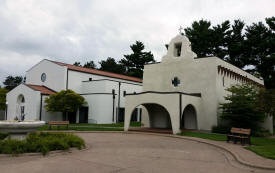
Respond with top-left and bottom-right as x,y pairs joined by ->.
0,0 -> 274,85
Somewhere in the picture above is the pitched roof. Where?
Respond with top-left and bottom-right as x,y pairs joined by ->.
50,60 -> 143,83
25,84 -> 56,95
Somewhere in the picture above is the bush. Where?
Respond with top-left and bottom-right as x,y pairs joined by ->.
211,125 -> 231,134
220,84 -> 266,131
0,132 -> 85,155
0,132 -> 8,140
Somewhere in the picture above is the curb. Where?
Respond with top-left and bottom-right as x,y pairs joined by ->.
125,131 -> 275,170
0,143 -> 90,158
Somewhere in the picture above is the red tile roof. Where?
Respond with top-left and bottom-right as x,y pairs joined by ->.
51,60 -> 143,83
25,84 -> 56,95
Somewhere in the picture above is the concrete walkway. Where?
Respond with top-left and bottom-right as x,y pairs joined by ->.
137,132 -> 275,170
0,132 -> 274,173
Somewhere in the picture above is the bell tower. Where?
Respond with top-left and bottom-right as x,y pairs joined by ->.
162,34 -> 197,63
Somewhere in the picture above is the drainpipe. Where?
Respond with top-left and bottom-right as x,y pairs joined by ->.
179,93 -> 182,129
5,101 -> 8,120
117,82 -> 121,123
39,94 -> 43,121
112,89 -> 115,123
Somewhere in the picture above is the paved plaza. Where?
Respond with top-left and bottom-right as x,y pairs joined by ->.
0,132 -> 273,173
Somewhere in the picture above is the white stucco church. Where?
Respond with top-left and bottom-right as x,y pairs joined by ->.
124,34 -> 273,134
6,60 -> 142,124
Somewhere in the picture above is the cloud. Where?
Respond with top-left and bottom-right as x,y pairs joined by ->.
0,0 -> 274,85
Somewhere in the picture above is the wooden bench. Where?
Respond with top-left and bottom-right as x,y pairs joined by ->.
48,121 -> 69,130
227,127 -> 251,145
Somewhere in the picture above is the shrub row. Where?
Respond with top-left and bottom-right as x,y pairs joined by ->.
0,132 -> 8,140
0,132 -> 85,155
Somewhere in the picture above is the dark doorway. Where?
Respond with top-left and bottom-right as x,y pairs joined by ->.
68,112 -> 77,123
118,108 -> 125,122
79,107 -> 88,123
181,104 -> 197,130
131,108 -> 139,122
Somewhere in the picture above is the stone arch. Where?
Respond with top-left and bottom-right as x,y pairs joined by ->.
181,104 -> 197,130
129,103 -> 172,129
16,94 -> 26,119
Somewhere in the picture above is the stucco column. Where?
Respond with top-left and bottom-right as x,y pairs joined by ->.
170,114 -> 181,134
167,104 -> 181,134
124,105 -> 133,132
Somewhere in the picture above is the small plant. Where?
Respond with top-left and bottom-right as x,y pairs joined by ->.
0,132 -> 85,155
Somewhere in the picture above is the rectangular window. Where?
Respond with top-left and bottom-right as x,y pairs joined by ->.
174,43 -> 182,57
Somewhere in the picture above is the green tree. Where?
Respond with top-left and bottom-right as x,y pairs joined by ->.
258,89 -> 275,117
3,76 -> 24,90
83,61 -> 97,69
184,19 -> 213,57
45,90 -> 86,119
0,87 -> 8,110
99,57 -> 126,74
184,18 -> 275,89
73,62 -> 81,66
120,41 -> 155,78
220,84 -> 266,131
226,20 -> 246,68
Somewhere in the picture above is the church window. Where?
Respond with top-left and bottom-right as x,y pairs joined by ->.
41,73 -> 46,82
172,77 -> 180,87
222,77 -> 225,87
174,43 -> 182,57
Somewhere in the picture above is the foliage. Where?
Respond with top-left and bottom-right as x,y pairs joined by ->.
258,89 -> 275,117
73,62 -> 81,66
220,84 -> 266,131
83,61 -> 97,69
99,57 -> 126,74
0,132 -> 8,140
120,41 -> 155,78
184,17 -> 275,89
0,87 -> 8,110
211,125 -> 231,134
0,132 -> 85,155
45,89 -> 86,114
3,75 -> 24,90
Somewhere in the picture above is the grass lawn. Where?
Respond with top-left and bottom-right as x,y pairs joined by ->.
38,125 -> 124,131
179,131 -> 275,160
38,122 -> 141,131
69,122 -> 141,127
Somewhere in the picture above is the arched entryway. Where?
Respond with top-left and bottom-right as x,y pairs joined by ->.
181,104 -> 197,130
17,94 -> 25,120
129,103 -> 172,133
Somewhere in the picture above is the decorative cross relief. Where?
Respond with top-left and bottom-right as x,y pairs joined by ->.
172,77 -> 180,87
179,26 -> 183,34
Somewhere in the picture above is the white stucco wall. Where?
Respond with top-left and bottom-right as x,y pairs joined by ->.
80,79 -> 142,124
26,59 -> 67,92
41,95 -> 63,122
125,34 -> 271,133
142,57 -> 217,130
68,70 -> 142,94
82,94 -> 114,124
7,84 -> 40,121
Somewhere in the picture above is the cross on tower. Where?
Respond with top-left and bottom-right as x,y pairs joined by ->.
179,26 -> 183,34
172,77 -> 180,87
